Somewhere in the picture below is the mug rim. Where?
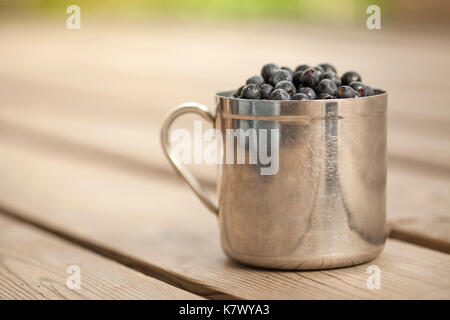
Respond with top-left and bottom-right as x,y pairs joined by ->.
215,89 -> 387,119
216,89 -> 386,102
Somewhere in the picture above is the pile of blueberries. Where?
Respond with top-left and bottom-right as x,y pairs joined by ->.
233,63 -> 375,100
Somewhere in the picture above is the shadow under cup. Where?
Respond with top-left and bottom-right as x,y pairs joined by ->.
215,90 -> 387,270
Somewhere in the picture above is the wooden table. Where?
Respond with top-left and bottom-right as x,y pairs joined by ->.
0,20 -> 449,299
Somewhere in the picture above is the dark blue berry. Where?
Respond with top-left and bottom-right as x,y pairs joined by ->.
321,71 -> 341,87
246,75 -> 264,86
233,85 -> 244,98
297,86 -> 317,100
314,65 -> 325,79
341,71 -> 362,86
292,70 -> 303,87
241,84 -> 261,99
269,89 -> 291,100
292,93 -> 309,100
281,66 -> 294,78
274,80 -> 296,96
295,64 -> 310,73
300,68 -> 320,88
260,83 -> 273,99
317,78 -> 338,96
365,85 -> 374,96
270,69 -> 292,86
261,63 -> 280,83
318,63 -> 337,74
337,86 -> 358,98
318,93 -> 335,99
349,81 -> 366,97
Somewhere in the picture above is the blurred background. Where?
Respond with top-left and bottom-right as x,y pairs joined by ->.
0,0 -> 449,195
0,1 -> 449,300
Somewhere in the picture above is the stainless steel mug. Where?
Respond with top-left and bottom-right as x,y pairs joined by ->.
161,90 -> 387,270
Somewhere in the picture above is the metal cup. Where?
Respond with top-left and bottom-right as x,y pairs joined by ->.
161,90 -> 387,270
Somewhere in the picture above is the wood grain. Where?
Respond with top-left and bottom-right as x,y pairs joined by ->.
0,137 -> 448,299
0,214 -> 202,300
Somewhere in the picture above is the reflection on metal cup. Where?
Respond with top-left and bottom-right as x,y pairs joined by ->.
161,90 -> 387,270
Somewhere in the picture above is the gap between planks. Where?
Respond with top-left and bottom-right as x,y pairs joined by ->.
0,213 -> 203,300
0,204 -> 239,300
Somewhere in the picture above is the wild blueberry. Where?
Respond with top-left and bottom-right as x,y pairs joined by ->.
314,65 -> 325,79
269,89 -> 291,100
261,63 -> 280,83
281,66 -> 294,78
300,68 -> 320,88
318,63 -> 337,74
365,85 -> 374,96
317,93 -> 335,99
295,64 -> 310,73
321,71 -> 341,87
336,86 -> 358,99
241,84 -> 261,99
292,70 -> 303,87
260,83 -> 273,99
233,85 -> 244,98
341,71 -> 362,85
270,69 -> 292,86
292,93 -> 309,100
317,78 -> 338,96
246,75 -> 264,86
297,86 -> 317,100
274,80 -> 296,96
349,81 -> 366,97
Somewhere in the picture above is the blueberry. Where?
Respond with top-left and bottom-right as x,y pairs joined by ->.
274,80 -> 296,96
341,71 -> 362,85
241,84 -> 261,99
349,81 -> 366,97
261,63 -> 280,83
297,86 -> 317,100
246,75 -> 264,86
292,93 -> 309,100
314,65 -> 325,79
292,70 -> 303,87
299,68 -> 320,88
317,93 -> 335,99
318,63 -> 337,74
269,89 -> 291,100
321,71 -> 342,87
365,85 -> 374,96
260,83 -> 273,99
295,64 -> 310,73
281,66 -> 294,78
317,78 -> 338,96
233,85 -> 244,98
270,69 -> 292,86
336,86 -> 358,99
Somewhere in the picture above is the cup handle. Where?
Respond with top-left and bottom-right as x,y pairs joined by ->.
160,102 -> 218,215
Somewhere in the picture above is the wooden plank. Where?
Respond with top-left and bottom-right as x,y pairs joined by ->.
0,214 -> 202,300
389,216 -> 450,254
0,137 -> 448,299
